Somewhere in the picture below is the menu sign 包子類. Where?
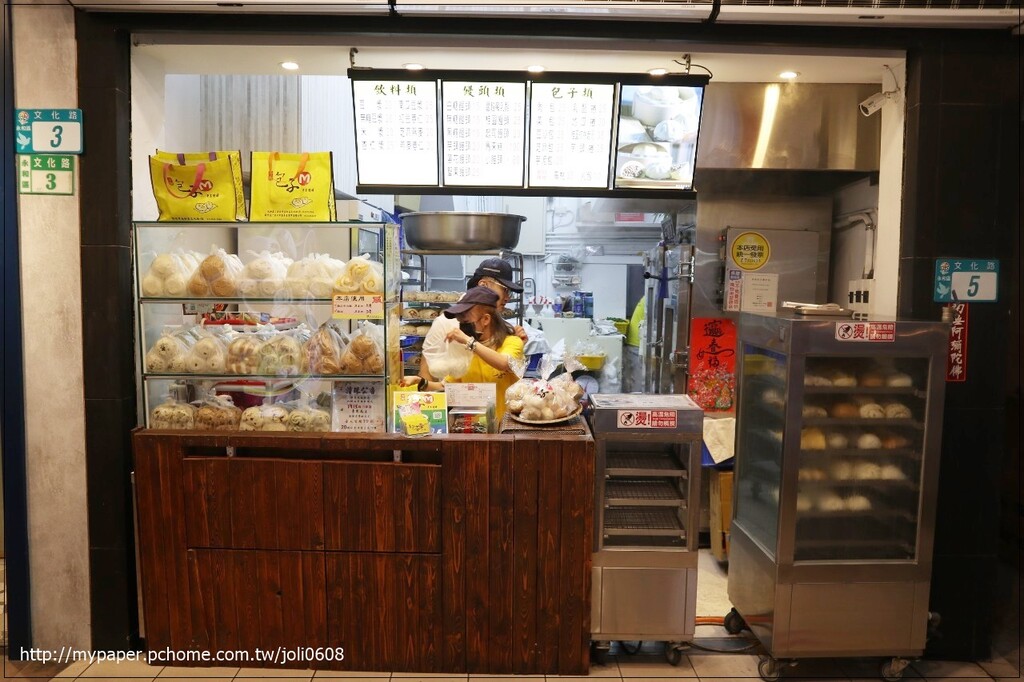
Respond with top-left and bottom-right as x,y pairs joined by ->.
527,83 -> 615,189
352,80 -> 439,186
441,81 -> 526,187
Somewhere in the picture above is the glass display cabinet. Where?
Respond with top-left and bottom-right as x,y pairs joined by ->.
725,312 -> 948,681
133,221 -> 401,432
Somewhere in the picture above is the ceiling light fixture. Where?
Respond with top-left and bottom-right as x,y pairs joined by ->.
403,63 -> 425,71
779,71 -> 800,80
279,61 -> 300,71
527,65 -> 546,73
648,68 -> 669,76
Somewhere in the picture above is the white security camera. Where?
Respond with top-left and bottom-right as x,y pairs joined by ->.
859,91 -> 889,117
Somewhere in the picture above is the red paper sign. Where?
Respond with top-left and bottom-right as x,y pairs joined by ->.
688,317 -> 737,412
946,303 -> 968,382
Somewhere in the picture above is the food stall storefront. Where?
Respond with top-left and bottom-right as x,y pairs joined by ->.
130,67 -> 715,674
12,2 -> 1011,667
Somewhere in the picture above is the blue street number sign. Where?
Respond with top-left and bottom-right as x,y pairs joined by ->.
934,258 -> 999,303
14,108 -> 83,154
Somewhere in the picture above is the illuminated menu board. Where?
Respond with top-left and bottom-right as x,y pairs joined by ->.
527,82 -> 615,189
613,84 -> 704,190
441,81 -> 526,187
352,80 -> 439,186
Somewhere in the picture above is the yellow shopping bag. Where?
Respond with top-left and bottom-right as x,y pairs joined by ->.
250,151 -> 337,222
154,150 -> 246,221
149,152 -> 243,222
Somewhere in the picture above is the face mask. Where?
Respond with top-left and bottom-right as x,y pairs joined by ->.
459,320 -> 482,340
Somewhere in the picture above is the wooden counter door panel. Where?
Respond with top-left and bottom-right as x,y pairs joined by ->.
188,549 -> 327,661
183,458 -> 324,550
325,553 -> 442,672
323,462 -> 440,553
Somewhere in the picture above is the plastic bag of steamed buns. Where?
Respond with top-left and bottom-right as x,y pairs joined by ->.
187,246 -> 245,297
141,250 -> 203,297
505,375 -> 584,422
149,396 -> 196,430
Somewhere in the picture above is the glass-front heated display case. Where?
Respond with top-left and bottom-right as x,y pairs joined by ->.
133,221 -> 401,432
726,312 -> 948,681
589,394 -> 703,665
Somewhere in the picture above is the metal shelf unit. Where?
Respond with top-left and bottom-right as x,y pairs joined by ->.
589,393 -> 703,655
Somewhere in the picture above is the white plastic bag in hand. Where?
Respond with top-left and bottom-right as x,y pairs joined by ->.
420,316 -> 472,379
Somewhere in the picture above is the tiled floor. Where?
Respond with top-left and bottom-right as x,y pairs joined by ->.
1,652 -> 1008,681
1,553 -> 1017,681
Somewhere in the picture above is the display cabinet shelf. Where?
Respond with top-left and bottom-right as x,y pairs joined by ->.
605,451 -> 688,477
134,220 -> 401,432
603,507 -> 686,536
604,478 -> 686,506
143,372 -> 385,381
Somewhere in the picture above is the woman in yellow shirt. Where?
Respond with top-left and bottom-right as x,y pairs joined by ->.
405,286 -> 524,419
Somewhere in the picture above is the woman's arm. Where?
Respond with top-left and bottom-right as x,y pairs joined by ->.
469,342 -> 512,372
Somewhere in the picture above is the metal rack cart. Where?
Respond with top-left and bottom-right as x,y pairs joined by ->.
726,312 -> 948,681
589,393 -> 703,664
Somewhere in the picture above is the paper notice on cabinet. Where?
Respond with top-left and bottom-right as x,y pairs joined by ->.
333,381 -> 386,432
740,272 -> 779,312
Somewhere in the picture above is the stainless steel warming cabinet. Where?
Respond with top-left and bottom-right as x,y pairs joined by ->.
589,393 -> 703,665
726,312 -> 948,681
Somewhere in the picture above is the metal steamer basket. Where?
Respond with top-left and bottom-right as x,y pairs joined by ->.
401,211 -> 525,252
588,393 -> 704,665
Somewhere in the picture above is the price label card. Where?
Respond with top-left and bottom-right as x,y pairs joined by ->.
444,382 -> 496,408
333,294 -> 384,320
527,83 -> 615,189
15,109 -> 83,154
17,154 -> 75,195
441,81 -> 526,187
353,80 -> 438,186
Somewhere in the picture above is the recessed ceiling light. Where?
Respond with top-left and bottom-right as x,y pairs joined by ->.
403,63 -> 425,71
779,71 -> 800,80
527,65 -> 546,73
279,61 -> 299,71
648,68 -> 669,76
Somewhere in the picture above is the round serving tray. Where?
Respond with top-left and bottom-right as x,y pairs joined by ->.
509,405 -> 583,426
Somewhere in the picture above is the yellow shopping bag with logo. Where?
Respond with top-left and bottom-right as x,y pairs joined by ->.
149,151 -> 243,222
154,150 -> 246,221
250,151 -> 337,222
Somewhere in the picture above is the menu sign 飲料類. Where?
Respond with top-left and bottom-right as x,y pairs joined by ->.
527,83 -> 615,189
441,81 -> 526,187
352,80 -> 438,186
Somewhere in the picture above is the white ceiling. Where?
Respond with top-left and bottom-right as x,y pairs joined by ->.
134,39 -> 902,84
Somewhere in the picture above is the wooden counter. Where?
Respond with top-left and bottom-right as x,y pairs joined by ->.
133,429 -> 594,674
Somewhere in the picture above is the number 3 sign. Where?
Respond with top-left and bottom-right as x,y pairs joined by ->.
14,108 -> 84,154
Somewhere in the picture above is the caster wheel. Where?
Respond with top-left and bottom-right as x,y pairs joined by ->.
620,641 -> 642,655
880,658 -> 907,682
590,641 -> 611,666
758,657 -> 782,682
665,645 -> 683,666
724,608 -> 746,634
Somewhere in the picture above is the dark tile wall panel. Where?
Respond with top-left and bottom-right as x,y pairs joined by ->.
902,41 -> 1019,661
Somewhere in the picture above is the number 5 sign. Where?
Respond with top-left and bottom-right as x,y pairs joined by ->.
934,258 -> 999,303
14,108 -> 83,154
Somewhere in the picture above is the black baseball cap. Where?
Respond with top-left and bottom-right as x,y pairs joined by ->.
467,258 -> 523,293
444,286 -> 501,317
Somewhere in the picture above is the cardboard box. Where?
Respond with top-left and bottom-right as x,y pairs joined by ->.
710,469 -> 734,562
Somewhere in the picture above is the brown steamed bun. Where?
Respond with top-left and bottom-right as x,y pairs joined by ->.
859,370 -> 886,387
830,402 -> 860,418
